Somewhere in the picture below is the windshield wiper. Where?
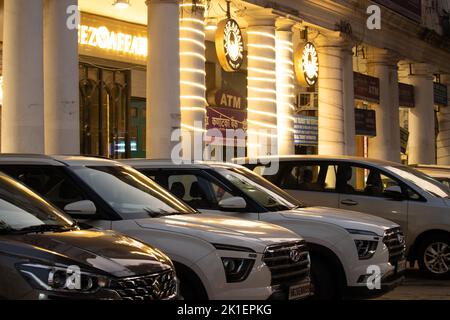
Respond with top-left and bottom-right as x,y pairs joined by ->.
13,224 -> 75,234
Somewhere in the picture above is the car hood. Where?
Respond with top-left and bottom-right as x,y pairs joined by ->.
278,206 -> 399,236
0,230 -> 173,278
135,214 -> 302,253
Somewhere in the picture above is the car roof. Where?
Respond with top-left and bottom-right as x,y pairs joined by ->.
119,159 -> 243,170
0,154 -> 123,167
233,155 -> 402,167
413,165 -> 450,178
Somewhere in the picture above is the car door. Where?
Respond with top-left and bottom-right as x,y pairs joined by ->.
276,161 -> 340,208
0,165 -> 114,230
336,162 -> 408,236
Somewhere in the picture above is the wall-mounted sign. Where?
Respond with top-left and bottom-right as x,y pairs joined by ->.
215,19 -> 244,72
207,88 -> 246,111
400,127 -> 409,154
399,83 -> 415,108
373,0 -> 422,23
355,109 -> 377,137
434,83 -> 448,106
295,42 -> 319,87
294,116 -> 318,146
79,13 -> 148,64
354,72 -> 380,103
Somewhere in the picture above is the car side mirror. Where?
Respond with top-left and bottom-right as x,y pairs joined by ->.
218,197 -> 247,210
384,186 -> 404,201
64,200 -> 97,216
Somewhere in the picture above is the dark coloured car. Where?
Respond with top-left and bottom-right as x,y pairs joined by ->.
0,172 -> 177,300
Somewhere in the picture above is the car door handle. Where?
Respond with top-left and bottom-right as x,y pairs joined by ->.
341,199 -> 358,206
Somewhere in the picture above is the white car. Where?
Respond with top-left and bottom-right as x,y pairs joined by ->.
239,155 -> 450,279
122,160 -> 406,299
0,155 -> 312,301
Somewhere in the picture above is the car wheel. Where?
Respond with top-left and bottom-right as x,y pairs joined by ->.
310,255 -> 338,300
417,234 -> 450,279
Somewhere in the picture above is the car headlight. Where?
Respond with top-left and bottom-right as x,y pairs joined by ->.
221,258 -> 255,283
354,240 -> 378,260
17,263 -> 109,293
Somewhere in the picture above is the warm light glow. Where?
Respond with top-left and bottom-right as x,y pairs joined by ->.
180,27 -> 206,37
180,96 -> 207,103
180,18 -> 206,26
247,44 -> 276,52
180,81 -> 207,90
247,86 -> 277,94
247,120 -> 278,129
0,76 -> 3,106
180,52 -> 207,61
247,76 -> 277,83
216,19 -> 244,72
247,109 -> 277,118
180,68 -> 207,75
247,67 -> 277,75
180,107 -> 208,113
247,97 -> 277,104
179,37 -> 206,49
181,124 -> 207,133
247,55 -> 277,64
247,31 -> 277,40
113,0 -> 131,9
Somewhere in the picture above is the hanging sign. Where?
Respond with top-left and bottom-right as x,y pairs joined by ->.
354,72 -> 380,103
400,127 -> 409,154
355,109 -> 377,137
295,42 -> 319,87
399,83 -> 415,108
215,19 -> 244,72
294,116 -> 319,146
434,83 -> 448,106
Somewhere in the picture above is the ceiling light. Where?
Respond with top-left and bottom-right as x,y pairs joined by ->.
113,0 -> 131,9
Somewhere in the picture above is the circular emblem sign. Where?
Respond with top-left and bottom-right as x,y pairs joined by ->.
295,42 -> 319,87
215,19 -> 244,72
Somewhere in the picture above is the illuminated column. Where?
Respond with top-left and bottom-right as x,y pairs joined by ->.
316,33 -> 348,156
44,0 -> 80,154
367,48 -> 401,162
437,75 -> 450,165
404,63 -> 436,165
247,15 -> 278,156
146,0 -> 181,158
342,44 -> 356,156
2,0 -> 44,153
276,19 -> 295,155
179,1 -> 206,160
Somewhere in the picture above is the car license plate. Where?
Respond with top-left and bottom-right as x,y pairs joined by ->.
289,282 -> 311,300
397,259 -> 407,273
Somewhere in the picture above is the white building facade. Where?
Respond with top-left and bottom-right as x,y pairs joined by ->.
1,0 -> 450,165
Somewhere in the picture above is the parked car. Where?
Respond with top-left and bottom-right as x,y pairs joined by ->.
122,159 -> 406,299
0,171 -> 177,300
0,155 -> 312,300
412,165 -> 450,188
238,155 -> 450,279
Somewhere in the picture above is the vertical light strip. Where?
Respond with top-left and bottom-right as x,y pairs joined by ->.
276,30 -> 295,155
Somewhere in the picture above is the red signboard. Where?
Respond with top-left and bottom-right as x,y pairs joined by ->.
399,83 -> 415,107
354,72 -> 380,103
373,0 -> 422,23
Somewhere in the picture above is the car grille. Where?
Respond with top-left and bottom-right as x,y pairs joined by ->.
383,227 -> 406,265
109,270 -> 177,300
262,241 -> 310,286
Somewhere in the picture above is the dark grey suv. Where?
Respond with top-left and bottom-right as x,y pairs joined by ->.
0,172 -> 177,300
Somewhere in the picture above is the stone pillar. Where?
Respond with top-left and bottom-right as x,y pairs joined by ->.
179,1 -> 206,160
2,0 -> 44,153
367,48 -> 401,162
246,14 -> 277,156
404,63 -> 436,165
342,44 -> 356,156
275,19 -> 295,155
316,32 -> 352,156
146,0 -> 181,159
44,0 -> 80,155
437,75 -> 450,165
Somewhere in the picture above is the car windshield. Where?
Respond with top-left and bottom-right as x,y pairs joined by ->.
71,165 -> 197,219
0,173 -> 75,233
387,165 -> 450,199
215,167 -> 305,212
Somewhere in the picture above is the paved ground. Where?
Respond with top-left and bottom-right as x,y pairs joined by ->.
374,269 -> 450,300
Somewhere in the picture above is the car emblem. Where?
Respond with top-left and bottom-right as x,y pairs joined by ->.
152,279 -> 162,298
289,250 -> 302,263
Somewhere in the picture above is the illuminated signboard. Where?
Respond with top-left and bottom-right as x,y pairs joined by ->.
215,19 -> 244,72
78,13 -> 148,64
295,42 -> 319,87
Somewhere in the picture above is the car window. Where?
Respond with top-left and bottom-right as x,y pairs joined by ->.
0,166 -> 88,210
167,173 -> 235,210
337,164 -> 402,198
279,163 -> 337,192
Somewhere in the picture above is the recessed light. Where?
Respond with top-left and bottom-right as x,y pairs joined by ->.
113,0 -> 131,9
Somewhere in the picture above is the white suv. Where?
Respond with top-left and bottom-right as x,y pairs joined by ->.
0,155 -> 312,301
241,155 -> 450,279
122,160 -> 406,299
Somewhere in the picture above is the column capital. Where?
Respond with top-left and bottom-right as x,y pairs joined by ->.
244,9 -> 276,27
276,18 -> 295,32
314,31 -> 354,52
366,48 -> 401,68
